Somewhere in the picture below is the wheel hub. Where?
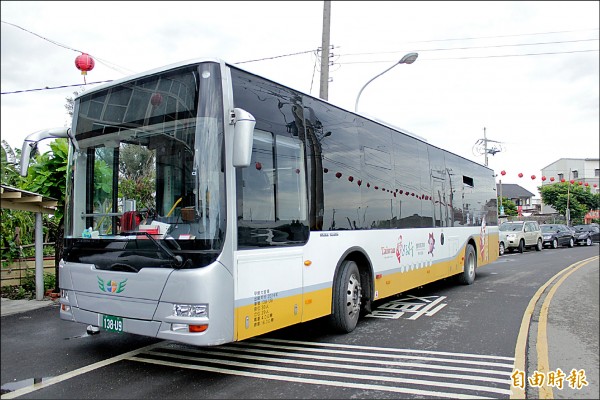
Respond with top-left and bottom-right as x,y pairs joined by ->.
346,273 -> 362,316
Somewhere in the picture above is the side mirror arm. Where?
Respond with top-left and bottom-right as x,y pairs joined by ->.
20,127 -> 71,176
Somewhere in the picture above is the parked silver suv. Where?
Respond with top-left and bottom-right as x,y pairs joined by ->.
499,221 -> 543,255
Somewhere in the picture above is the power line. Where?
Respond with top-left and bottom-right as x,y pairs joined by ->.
337,49 -> 599,64
2,18 -> 312,70
1,20 -> 82,53
309,50 -> 319,95
1,80 -> 113,95
3,47 -> 320,95
1,20 -> 135,75
367,27 -> 599,46
338,38 -> 599,58
235,49 -> 315,64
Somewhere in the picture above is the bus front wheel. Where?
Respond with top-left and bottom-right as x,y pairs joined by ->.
329,260 -> 362,333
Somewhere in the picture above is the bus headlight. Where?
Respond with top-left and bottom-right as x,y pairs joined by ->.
173,304 -> 208,318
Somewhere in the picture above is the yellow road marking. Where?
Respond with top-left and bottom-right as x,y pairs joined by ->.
511,256 -> 598,399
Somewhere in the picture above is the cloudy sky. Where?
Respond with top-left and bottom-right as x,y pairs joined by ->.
1,1 -> 598,197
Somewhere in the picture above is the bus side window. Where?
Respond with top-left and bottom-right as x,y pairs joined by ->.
242,130 -> 275,221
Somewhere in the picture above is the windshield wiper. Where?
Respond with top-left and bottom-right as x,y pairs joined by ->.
121,231 -> 184,268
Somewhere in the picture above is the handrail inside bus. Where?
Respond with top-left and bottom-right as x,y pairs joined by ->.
80,212 -> 124,218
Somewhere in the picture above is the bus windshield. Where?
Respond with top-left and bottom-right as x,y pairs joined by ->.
63,62 -> 225,270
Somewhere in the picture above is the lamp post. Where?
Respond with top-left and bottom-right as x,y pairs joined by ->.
354,52 -> 418,113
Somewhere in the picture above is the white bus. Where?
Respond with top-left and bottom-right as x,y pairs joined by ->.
20,58 -> 499,346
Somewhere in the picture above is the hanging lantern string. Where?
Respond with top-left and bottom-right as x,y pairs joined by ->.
498,170 -> 596,186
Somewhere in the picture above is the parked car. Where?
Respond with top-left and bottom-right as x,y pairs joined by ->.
540,224 -> 575,249
571,224 -> 600,245
499,221 -> 543,255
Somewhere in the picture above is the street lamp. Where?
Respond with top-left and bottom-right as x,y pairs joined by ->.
354,52 -> 418,113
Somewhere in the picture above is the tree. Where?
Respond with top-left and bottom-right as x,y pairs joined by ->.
64,88 -> 85,119
1,140 -> 23,187
23,139 -> 69,221
118,144 -> 156,212
539,182 -> 600,224
498,196 -> 518,217
1,142 -> 34,261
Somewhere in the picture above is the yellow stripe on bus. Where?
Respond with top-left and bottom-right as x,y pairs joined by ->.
234,237 -> 497,341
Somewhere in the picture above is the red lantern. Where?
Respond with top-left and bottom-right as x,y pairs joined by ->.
531,175 -> 536,180
357,180 -> 362,186
75,53 -> 95,75
335,172 -> 342,179
561,178 -> 565,183
578,181 -> 583,185
255,162 -> 262,170
501,170 -> 506,176
150,93 -> 163,107
550,177 -> 555,182
570,179 -> 575,184
323,168 -> 328,173
594,184 -> 598,188
585,182 -> 589,187
367,183 -> 370,188
348,176 -> 354,182
374,186 -> 379,190
541,176 -> 546,181
295,168 -> 300,174
518,173 -> 523,178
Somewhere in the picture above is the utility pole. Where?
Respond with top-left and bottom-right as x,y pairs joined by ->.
472,127 -> 503,166
319,0 -> 331,101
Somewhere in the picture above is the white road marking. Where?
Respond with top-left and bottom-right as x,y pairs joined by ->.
131,356 -> 495,399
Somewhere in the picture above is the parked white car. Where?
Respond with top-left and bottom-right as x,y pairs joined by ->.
499,221 -> 543,255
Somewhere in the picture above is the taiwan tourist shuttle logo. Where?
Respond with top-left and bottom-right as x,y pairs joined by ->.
97,277 -> 127,293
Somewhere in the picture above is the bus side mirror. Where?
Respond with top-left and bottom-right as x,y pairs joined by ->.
20,127 -> 71,176
232,108 -> 255,168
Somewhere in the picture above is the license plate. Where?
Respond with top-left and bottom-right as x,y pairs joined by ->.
101,314 -> 123,333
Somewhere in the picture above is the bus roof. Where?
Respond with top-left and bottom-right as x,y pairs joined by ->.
77,57 -> 493,173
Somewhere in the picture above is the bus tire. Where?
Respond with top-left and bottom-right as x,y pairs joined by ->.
329,260 -> 362,333
457,244 -> 476,285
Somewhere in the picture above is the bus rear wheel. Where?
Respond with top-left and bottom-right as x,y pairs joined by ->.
457,244 -> 476,285
329,260 -> 362,333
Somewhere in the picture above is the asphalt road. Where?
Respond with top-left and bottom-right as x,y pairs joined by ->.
1,245 -> 598,399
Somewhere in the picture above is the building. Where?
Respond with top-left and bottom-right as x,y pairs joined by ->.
540,158 -> 600,214
496,183 -> 538,215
